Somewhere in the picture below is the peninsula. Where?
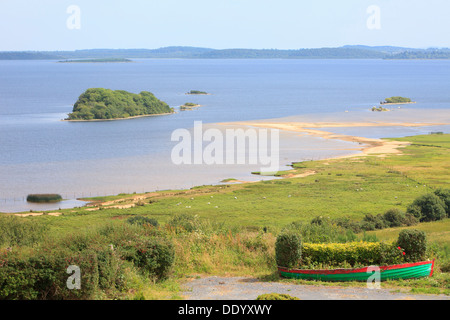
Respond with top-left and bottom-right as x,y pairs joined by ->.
66,88 -> 174,121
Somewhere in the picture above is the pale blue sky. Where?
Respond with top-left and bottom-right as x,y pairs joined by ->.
1,0 -> 449,51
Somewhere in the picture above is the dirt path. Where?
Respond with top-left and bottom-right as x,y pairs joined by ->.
182,277 -> 450,300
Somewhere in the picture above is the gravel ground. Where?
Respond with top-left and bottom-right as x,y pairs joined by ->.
182,276 -> 450,300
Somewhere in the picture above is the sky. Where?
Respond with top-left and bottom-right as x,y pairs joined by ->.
0,0 -> 449,51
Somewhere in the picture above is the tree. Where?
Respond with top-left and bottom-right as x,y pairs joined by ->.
407,193 -> 447,222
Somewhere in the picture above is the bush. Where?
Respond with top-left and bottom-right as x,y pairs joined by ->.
383,209 -> 405,228
361,214 -> 387,231
301,242 -> 404,268
0,248 -> 101,300
397,229 -> 427,262
407,193 -> 447,222
121,237 -> 174,279
256,293 -> 300,300
440,261 -> 450,273
403,213 -> 419,226
127,216 -> 159,228
167,214 -> 201,233
434,188 -> 450,217
275,233 -> 302,268
26,194 -> 62,203
0,216 -> 47,247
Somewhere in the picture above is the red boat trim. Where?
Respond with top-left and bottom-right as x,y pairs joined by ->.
430,259 -> 435,277
278,260 -> 434,275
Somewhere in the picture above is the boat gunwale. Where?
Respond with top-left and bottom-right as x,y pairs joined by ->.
278,260 -> 434,276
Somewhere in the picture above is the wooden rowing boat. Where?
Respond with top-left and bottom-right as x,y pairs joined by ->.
278,260 -> 434,282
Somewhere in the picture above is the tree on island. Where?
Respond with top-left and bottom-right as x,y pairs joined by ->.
187,90 -> 208,95
381,96 -> 412,104
67,88 -> 173,120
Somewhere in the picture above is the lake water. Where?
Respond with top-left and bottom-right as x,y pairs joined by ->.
0,59 -> 449,212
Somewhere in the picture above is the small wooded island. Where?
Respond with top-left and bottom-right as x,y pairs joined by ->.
381,96 -> 415,105
180,102 -> 201,110
186,90 -> 209,95
66,88 -> 174,121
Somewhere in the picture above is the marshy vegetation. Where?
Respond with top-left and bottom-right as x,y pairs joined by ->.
26,194 -> 62,203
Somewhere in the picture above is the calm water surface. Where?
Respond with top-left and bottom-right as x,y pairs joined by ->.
0,59 -> 449,212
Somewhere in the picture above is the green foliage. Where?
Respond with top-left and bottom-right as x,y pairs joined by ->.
301,242 -> 404,268
434,188 -> 450,217
0,216 -> 47,247
0,248 -> 102,300
407,193 -> 447,222
121,237 -> 174,279
383,208 -> 407,228
67,88 -> 172,120
275,232 -> 302,268
382,96 -> 412,104
283,217 -> 357,244
397,229 -> 427,262
361,214 -> 388,231
0,223 -> 174,300
187,90 -> 208,95
167,214 -> 202,233
256,293 -> 300,300
26,194 -> 62,203
127,216 -> 159,228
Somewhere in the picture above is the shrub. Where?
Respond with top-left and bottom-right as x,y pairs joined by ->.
275,233 -> 302,268
407,193 -> 447,222
383,208 -> 405,228
440,261 -> 450,273
167,213 -> 201,233
127,216 -> 159,228
397,229 -> 427,262
0,216 -> 47,247
403,213 -> 419,226
434,188 -> 450,217
26,194 -> 62,203
361,214 -> 387,231
256,293 -> 300,300
301,242 -> 404,268
121,237 -> 174,279
0,248 -> 100,300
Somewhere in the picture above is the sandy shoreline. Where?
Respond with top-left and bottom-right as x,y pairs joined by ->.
219,120 -> 450,160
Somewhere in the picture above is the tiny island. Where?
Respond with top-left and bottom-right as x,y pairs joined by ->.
186,90 -> 209,95
372,96 -> 415,112
58,58 -> 133,63
66,88 -> 174,121
381,96 -> 415,105
180,102 -> 201,111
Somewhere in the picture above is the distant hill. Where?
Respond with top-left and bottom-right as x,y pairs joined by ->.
2,46 -> 450,60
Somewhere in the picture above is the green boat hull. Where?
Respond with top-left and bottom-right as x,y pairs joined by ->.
279,260 -> 434,282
